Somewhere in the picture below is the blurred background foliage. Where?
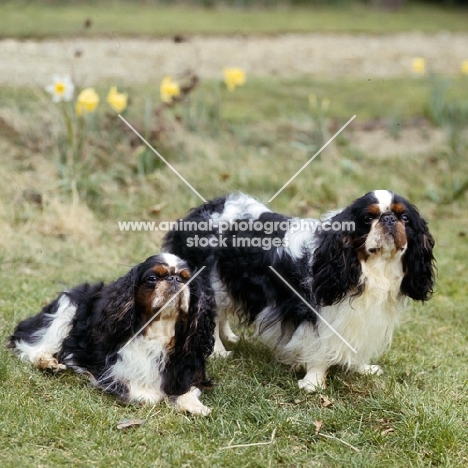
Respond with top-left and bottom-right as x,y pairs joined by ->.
1,0 -> 468,38
4,0 -> 467,5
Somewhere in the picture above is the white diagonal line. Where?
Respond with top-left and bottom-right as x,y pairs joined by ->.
268,115 -> 356,203
118,114 -> 207,203
268,266 -> 357,354
119,266 -> 206,352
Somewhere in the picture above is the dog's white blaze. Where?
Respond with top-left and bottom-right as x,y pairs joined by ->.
373,189 -> 393,212
367,190 -> 406,253
14,294 -> 76,365
160,252 -> 184,268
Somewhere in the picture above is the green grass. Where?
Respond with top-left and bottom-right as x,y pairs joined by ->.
1,1 -> 468,38
0,74 -> 467,466
0,223 -> 467,467
219,75 -> 468,123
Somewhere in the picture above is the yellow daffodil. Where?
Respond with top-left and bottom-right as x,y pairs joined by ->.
75,88 -> 100,116
106,86 -> 128,113
160,76 -> 180,103
46,75 -> 75,102
308,93 -> 317,109
461,60 -> 468,75
411,57 -> 426,74
223,67 -> 246,92
309,94 -> 329,112
321,98 -> 330,112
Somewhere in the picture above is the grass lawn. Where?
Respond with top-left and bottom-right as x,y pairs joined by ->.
1,1 -> 468,38
0,73 -> 467,466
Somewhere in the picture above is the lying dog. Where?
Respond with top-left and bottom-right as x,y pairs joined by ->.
163,190 -> 435,391
8,253 -> 215,415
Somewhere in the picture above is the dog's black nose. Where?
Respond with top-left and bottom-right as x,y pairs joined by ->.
380,213 -> 397,226
166,275 -> 182,283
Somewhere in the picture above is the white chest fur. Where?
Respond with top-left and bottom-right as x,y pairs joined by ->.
317,252 -> 407,368
259,252 -> 407,372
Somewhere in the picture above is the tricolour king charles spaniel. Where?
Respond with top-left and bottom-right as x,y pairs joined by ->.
163,190 -> 435,391
8,253 -> 215,415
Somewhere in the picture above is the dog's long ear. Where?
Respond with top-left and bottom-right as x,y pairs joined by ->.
400,208 -> 435,301
311,209 -> 362,307
162,270 -> 216,396
184,273 -> 216,358
93,264 -> 140,341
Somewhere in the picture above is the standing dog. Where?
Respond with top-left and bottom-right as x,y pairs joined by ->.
163,191 -> 435,391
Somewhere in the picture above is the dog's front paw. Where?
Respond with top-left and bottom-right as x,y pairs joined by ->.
190,402 -> 212,417
357,364 -> 383,376
298,378 -> 321,393
298,370 -> 326,393
212,339 -> 232,358
174,388 -> 211,416
219,318 -> 239,344
222,332 -> 240,344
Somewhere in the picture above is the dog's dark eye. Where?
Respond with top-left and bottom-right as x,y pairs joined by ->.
146,276 -> 158,284
401,214 -> 409,222
364,215 -> 374,224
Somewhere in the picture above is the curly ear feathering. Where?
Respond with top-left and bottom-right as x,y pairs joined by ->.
163,190 -> 435,393
398,199 -> 435,301
7,253 -> 216,416
310,206 -> 363,307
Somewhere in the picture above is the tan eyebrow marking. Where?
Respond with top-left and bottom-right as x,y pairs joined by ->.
153,265 -> 170,276
180,269 -> 191,280
390,203 -> 406,215
368,204 -> 380,215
